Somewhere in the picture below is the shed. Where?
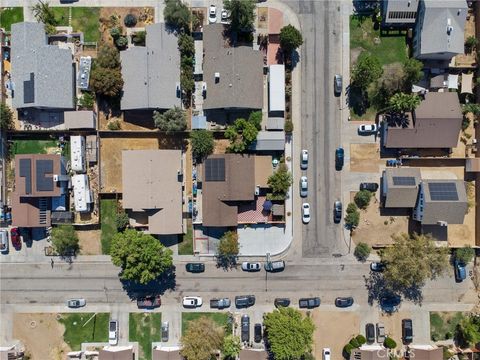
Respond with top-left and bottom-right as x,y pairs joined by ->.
250,131 -> 285,151
461,73 -> 473,94
192,115 -> 207,129
64,110 -> 96,130
269,64 -> 285,112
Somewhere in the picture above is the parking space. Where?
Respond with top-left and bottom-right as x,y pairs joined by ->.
0,226 -> 49,262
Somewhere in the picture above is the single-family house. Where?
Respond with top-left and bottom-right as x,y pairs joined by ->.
203,24 -> 264,110
120,23 -> 180,110
408,346 -> 443,360
153,347 -> 183,360
239,349 -> 269,360
384,92 -> 462,149
99,346 -> 134,360
350,345 -> 385,360
11,22 -> 75,110
122,150 -> 184,234
382,168 -> 421,208
413,0 -> 467,61
382,0 -> 419,27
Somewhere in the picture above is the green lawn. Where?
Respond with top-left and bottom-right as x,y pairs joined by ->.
72,8 -> 100,42
100,199 -> 118,254
178,221 -> 193,255
58,313 -> 109,351
13,140 -> 58,155
430,312 -> 465,341
129,313 -> 162,360
51,7 -> 70,26
182,312 -> 230,336
0,8 -> 24,31
350,16 -> 408,66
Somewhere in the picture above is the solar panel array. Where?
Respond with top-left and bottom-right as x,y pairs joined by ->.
392,176 -> 416,186
428,182 -> 459,201
205,158 -> 226,182
36,159 -> 54,192
19,158 -> 32,194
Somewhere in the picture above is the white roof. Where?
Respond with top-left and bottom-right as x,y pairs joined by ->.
448,74 -> 459,89
70,135 -> 85,173
72,174 -> 92,212
269,65 -> 285,112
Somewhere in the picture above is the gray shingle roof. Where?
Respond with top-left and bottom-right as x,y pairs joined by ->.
421,179 -> 467,224
11,22 -> 74,109
250,131 -> 285,151
120,23 -> 180,110
383,168 -> 422,208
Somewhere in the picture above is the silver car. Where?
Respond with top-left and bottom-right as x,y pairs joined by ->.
67,298 -> 86,308
161,321 -> 169,342
334,74 -> 343,96
300,149 -> 308,170
376,323 -> 385,343
300,176 -> 308,197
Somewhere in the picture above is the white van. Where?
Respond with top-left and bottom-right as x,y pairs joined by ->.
264,260 -> 285,272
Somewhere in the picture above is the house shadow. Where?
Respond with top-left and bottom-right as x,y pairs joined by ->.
123,110 -> 155,129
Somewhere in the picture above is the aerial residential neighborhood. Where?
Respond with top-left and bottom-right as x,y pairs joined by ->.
1,0 -> 480,359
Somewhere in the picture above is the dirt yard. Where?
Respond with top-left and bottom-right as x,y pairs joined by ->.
312,310 -> 360,359
350,143 -> 382,173
13,313 -> 69,360
378,310 -> 411,347
78,229 -> 102,255
257,7 -> 268,30
213,139 -> 230,154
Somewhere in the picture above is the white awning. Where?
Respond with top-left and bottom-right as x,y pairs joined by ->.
461,73 -> 473,94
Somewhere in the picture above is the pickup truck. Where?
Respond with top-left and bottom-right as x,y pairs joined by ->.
210,298 -> 231,309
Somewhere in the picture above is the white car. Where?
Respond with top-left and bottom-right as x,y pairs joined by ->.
300,176 -> 308,197
0,230 -> 8,254
109,320 -> 118,345
208,5 -> 217,23
220,9 -> 229,23
358,124 -> 378,134
300,149 -> 308,170
183,296 -> 203,308
302,203 -> 311,224
323,348 -> 331,360
66,298 -> 86,308
241,262 -> 261,272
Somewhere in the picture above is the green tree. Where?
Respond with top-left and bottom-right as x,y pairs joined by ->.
267,163 -> 293,198
279,24 -> 303,53
248,111 -> 263,130
180,70 -> 195,95
345,203 -> 360,229
465,36 -> 478,53
225,118 -> 258,152
95,44 -> 121,69
51,225 -> 80,256
164,0 -> 191,32
388,93 -> 421,113
31,1 -> 57,28
190,130 -> 215,161
463,103 -> 480,115
110,229 -> 173,284
222,334 -> 241,360
384,337 -> 397,349
217,231 -> 239,268
110,26 -> 122,39
223,0 -> 256,33
354,190 -> 372,209
354,242 -> 371,262
0,103 -> 14,130
263,307 -> 315,360
284,119 -> 294,133
381,233 -> 449,290
352,52 -> 383,90
115,210 -> 130,231
89,67 -> 124,97
457,315 -> 480,347
77,92 -> 95,109
178,33 -> 195,57
124,13 -> 137,27
154,106 -> 187,132
181,316 -> 225,360
402,58 -> 423,90
455,246 -> 475,264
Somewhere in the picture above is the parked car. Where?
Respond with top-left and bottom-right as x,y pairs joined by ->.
185,262 -> 205,273
108,320 -> 118,345
365,323 -> 375,344
360,182 -> 379,192
210,298 -> 231,309
235,295 -> 255,308
454,259 -> 467,282
376,323 -> 385,343
137,295 -> 161,309
358,124 -> 378,135
300,176 -> 308,197
264,260 -> 285,272
274,298 -> 291,307
242,262 -> 261,272
302,203 -> 311,224
335,297 -> 354,308
300,149 -> 309,170
335,147 -> 344,170
0,230 -> 8,254
220,9 -> 229,23
183,296 -> 203,308
370,262 -> 385,272
299,297 -> 320,309
402,319 -> 413,344
67,298 -> 86,308
161,321 -> 169,342
323,348 -> 331,360
254,323 -> 262,343
380,294 -> 401,313
333,201 -> 342,223
208,5 -> 217,23
334,74 -> 343,96
241,314 -> 250,342
10,227 -> 21,250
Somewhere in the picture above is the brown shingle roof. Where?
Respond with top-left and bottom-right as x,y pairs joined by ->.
409,347 -> 442,360
99,347 -> 134,360
239,349 -> 269,360
152,349 -> 183,360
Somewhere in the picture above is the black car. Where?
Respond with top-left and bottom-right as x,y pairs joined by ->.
335,297 -> 354,308
359,182 -> 379,192
335,147 -> 344,170
274,298 -> 291,307
235,295 -> 255,308
185,263 -> 205,273
299,297 -> 320,309
365,323 -> 375,344
254,323 -> 262,343
380,294 -> 401,313
402,319 -> 413,344
241,315 -> 250,342
333,201 -> 342,224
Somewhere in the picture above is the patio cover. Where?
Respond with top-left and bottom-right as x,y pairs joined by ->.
461,73 -> 473,94
448,74 -> 458,90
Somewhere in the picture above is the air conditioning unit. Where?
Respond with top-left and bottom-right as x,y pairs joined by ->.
437,221 -> 448,227
255,185 -> 260,196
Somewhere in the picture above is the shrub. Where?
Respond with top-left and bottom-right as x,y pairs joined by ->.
345,203 -> 360,229
132,31 -> 146,46
466,36 -> 477,53
77,92 -> 95,109
115,36 -> 128,48
110,26 -> 122,39
354,242 -> 371,262
115,211 -> 130,231
384,337 -> 397,349
284,119 -> 294,133
356,335 -> 367,345
354,190 -> 372,209
107,120 -> 121,130
124,13 -> 137,27
343,344 -> 354,356
445,332 -> 452,340
349,338 -> 360,348
455,246 -> 475,264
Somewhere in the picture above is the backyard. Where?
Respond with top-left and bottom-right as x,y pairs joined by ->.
430,312 -> 465,341
13,139 -> 59,155
51,7 -> 101,42
178,221 -> 193,255
129,313 -> 162,360
100,199 -> 117,254
0,7 -> 23,31
182,312 -> 231,335
58,313 -> 109,351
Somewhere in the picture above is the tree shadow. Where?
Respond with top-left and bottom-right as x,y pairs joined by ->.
348,86 -> 369,117
121,265 -> 177,300
215,255 -> 239,271
383,112 -> 411,128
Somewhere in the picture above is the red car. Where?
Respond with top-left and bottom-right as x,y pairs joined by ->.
10,228 -> 21,250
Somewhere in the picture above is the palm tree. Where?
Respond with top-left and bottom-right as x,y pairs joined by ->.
388,93 -> 421,114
